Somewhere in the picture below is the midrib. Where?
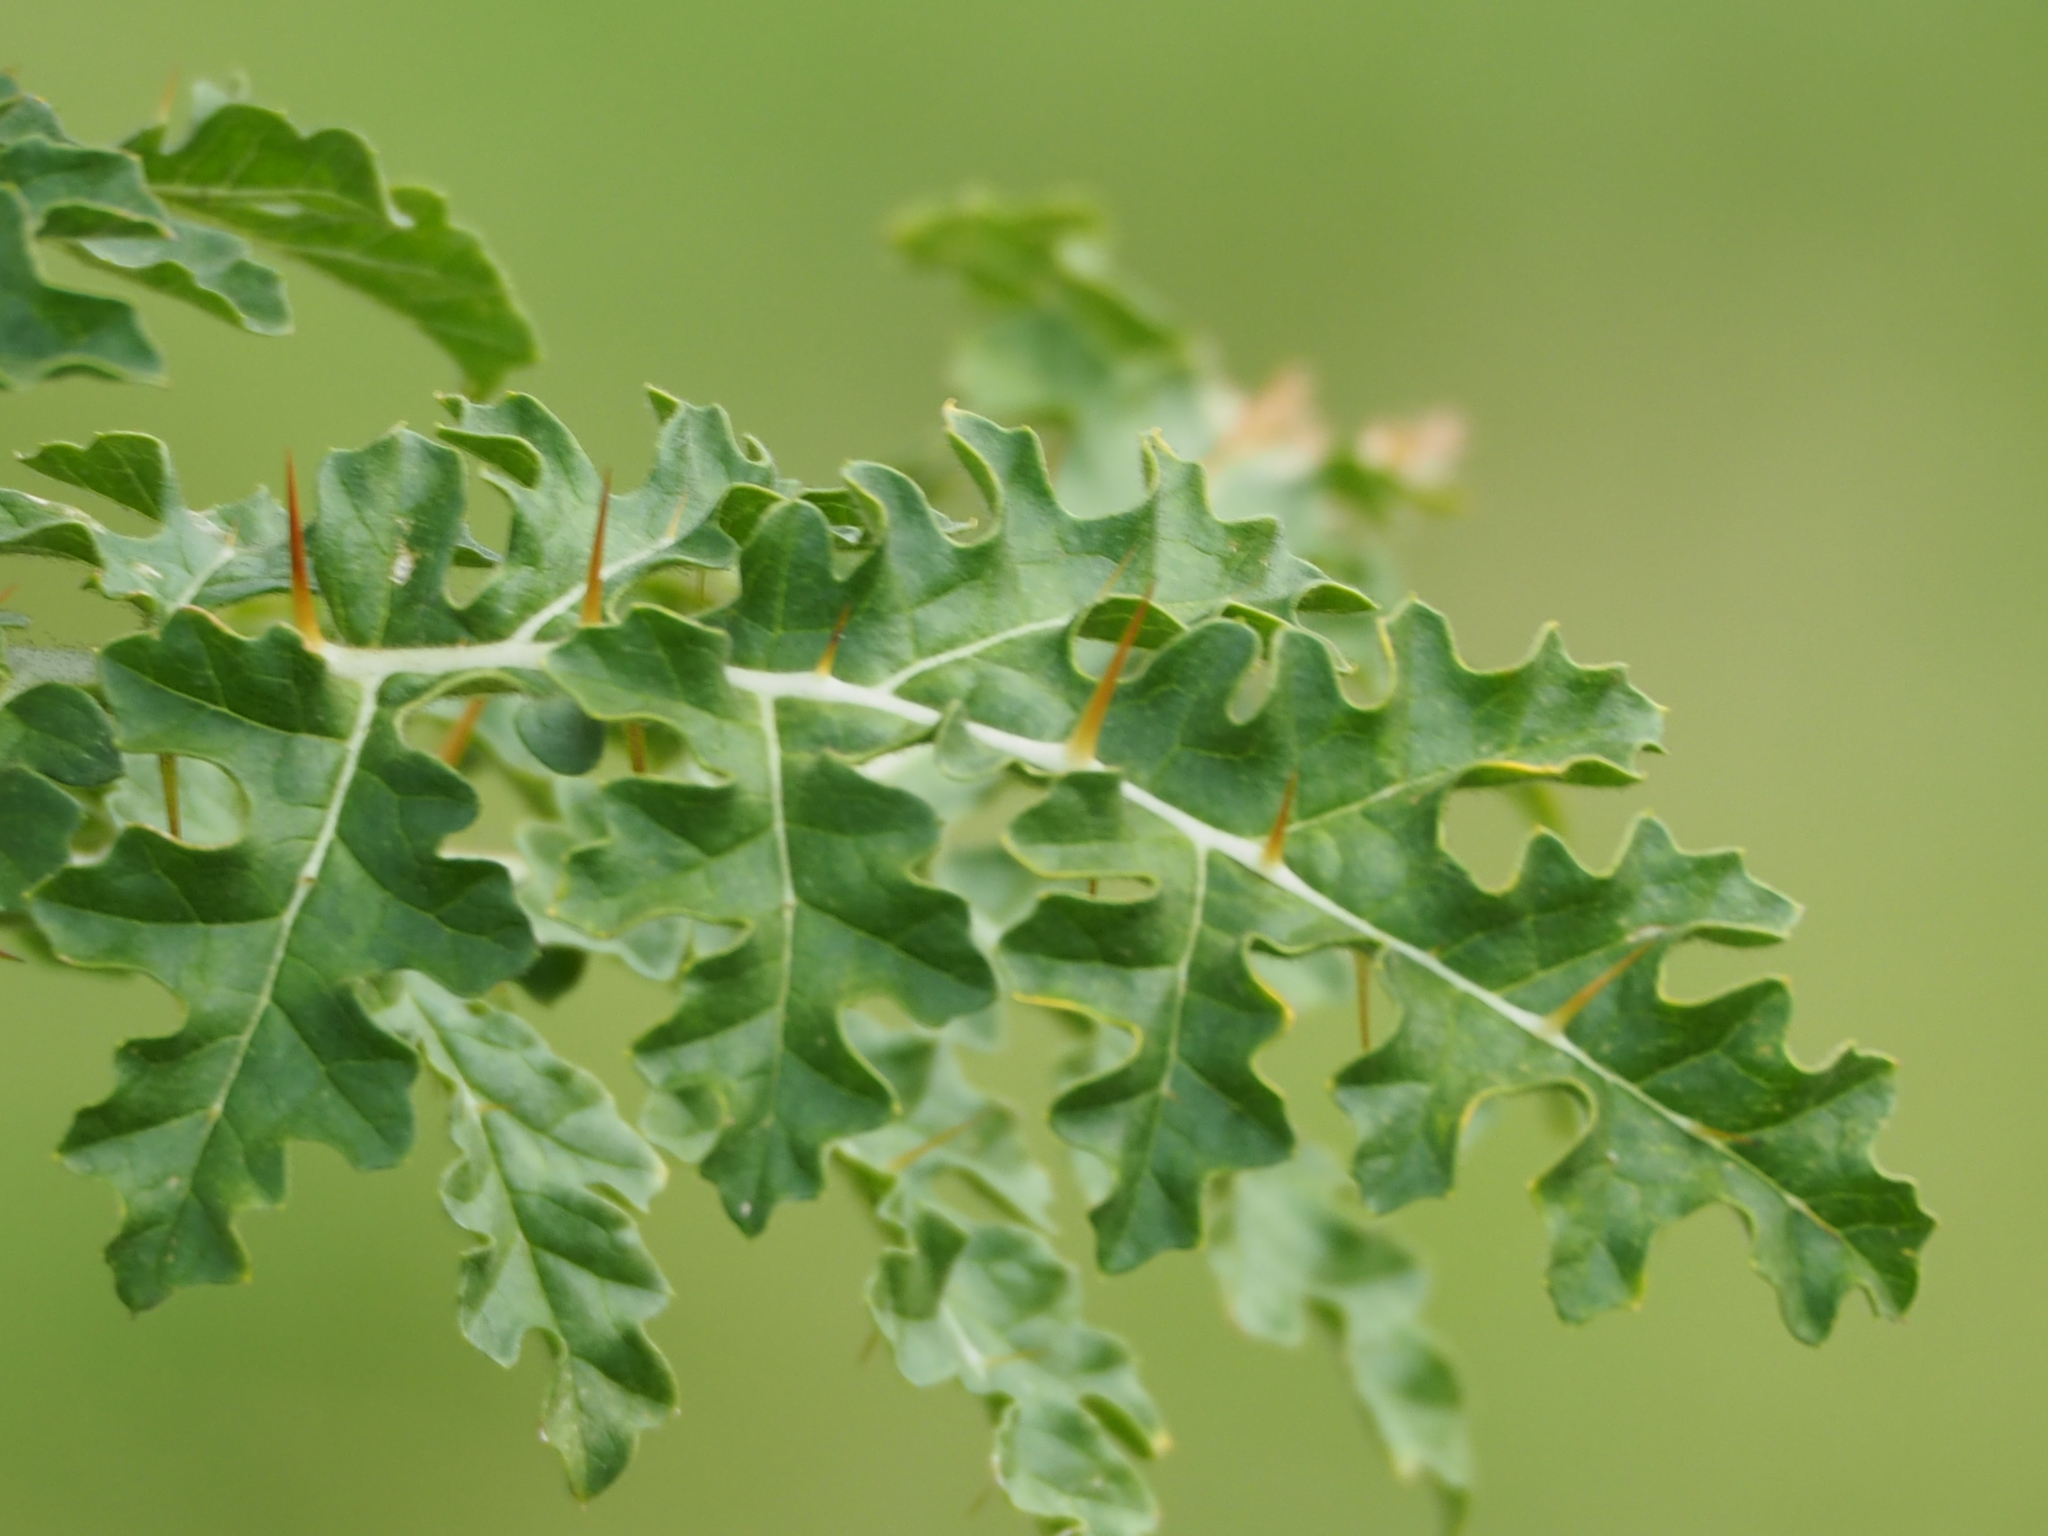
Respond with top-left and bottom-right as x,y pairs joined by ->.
168,682 -> 379,1239
315,636 -> 1859,1268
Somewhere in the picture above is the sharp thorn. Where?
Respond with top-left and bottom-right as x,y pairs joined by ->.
159,754 -> 181,840
285,452 -> 321,648
439,696 -> 487,768
815,602 -> 853,676
1092,539 -> 1142,605
885,1109 -> 991,1173
1353,948 -> 1374,1052
1545,935 -> 1662,1035
580,470 -> 614,626
156,68 -> 179,125
1260,771 -> 1298,868
1067,584 -> 1152,768
624,721 -> 648,775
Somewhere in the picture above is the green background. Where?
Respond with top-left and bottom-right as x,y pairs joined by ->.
2,2 -> 2039,1531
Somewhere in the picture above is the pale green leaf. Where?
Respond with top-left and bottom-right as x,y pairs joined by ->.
5,432 -> 295,616
1209,1148 -> 1470,1525
374,973 -> 677,1499
435,390 -> 769,641
0,184 -> 160,386
74,215 -> 291,334
843,1014 -> 1165,1536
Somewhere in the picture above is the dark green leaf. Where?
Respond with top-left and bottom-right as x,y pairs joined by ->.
546,607 -> 995,1232
128,102 -> 536,393
32,612 -> 533,1311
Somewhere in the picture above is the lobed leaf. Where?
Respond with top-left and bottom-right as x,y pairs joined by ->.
2,432 -> 295,615
843,1014 -> 1166,1536
1209,1148 -> 1470,1525
546,606 -> 996,1231
127,97 -> 536,394
433,389 -> 768,641
374,973 -> 677,1498
1334,820 -> 1931,1343
0,676 -> 120,912
32,611 -> 533,1310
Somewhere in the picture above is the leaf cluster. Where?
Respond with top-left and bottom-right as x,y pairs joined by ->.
0,109 -> 1930,1534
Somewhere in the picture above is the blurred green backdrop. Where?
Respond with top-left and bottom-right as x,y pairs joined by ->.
3,2 -> 2042,1532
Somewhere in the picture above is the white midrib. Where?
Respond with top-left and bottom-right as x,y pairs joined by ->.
1109,850 -> 1209,1224
184,683 -> 380,1187
317,637 -> 1837,1241
409,1012 -> 613,1390
754,689 -> 799,1172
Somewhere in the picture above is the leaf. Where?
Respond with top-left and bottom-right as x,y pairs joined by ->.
0,680 -> 119,912
545,606 -> 996,1231
31,611 -> 533,1310
0,184 -> 161,386
1002,772 -> 1334,1271
512,775 -> 700,986
0,124 -> 166,242
992,604 -> 1663,1271
895,192 -> 1209,516
434,390 -> 770,641
4,432 -> 296,616
842,1014 -> 1166,1536
1209,1148 -> 1470,1525
839,1011 -> 1055,1232
74,216 -> 291,335
309,427 -> 472,647
373,973 -> 677,1499
1334,820 -> 1931,1344
127,99 -> 536,393
714,407 -> 1335,743
899,190 -> 1464,600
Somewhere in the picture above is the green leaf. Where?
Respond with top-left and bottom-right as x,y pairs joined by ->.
128,100 -> 536,393
895,192 -> 1208,516
0,680 -> 119,912
0,184 -> 161,386
0,131 -> 166,242
373,973 -> 677,1499
74,216 -> 291,335
840,1011 -> 1055,1232
843,1015 -> 1166,1536
1002,772 -> 1334,1271
512,775 -> 700,986
1334,820 -> 1931,1344
546,606 -> 996,1231
992,603 -> 1662,1270
309,427 -> 471,647
31,611 -> 533,1310
6,432 -> 295,615
1209,1148 -> 1470,1525
714,408 -> 1338,742
434,390 -> 770,641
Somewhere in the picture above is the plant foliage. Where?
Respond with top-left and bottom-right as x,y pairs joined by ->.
0,76 -> 533,391
0,88 -> 1929,1533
